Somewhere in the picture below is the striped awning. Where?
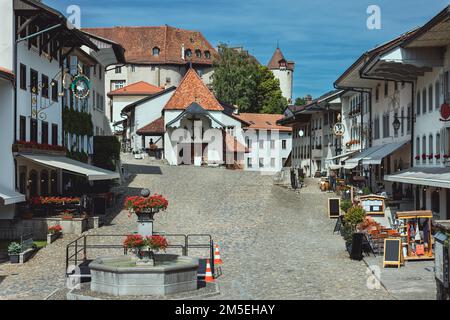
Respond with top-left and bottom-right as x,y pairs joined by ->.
385,167 -> 450,188
18,154 -> 119,181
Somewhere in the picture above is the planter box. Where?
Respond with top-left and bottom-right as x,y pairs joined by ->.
9,254 -> 20,264
19,248 -> 35,264
88,216 -> 99,229
12,144 -> 66,156
47,232 -> 61,245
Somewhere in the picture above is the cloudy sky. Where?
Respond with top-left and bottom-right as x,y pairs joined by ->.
46,0 -> 448,100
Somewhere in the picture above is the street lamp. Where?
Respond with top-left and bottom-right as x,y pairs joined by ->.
392,114 -> 415,134
392,117 -> 401,133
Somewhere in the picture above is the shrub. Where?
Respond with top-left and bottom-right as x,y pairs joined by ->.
340,199 -> 352,214
362,186 -> 372,195
344,206 -> 366,228
341,224 -> 354,245
8,242 -> 22,255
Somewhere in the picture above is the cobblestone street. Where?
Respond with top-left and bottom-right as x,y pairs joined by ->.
0,159 -> 392,299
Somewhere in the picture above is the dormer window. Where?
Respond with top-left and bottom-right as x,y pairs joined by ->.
205,51 -> 211,59
185,49 -> 192,58
152,47 -> 160,56
195,49 -> 202,58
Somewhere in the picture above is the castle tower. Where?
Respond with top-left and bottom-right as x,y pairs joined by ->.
267,47 -> 295,104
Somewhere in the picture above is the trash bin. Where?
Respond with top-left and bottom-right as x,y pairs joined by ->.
351,232 -> 364,261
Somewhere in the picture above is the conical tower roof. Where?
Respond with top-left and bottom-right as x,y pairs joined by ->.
267,47 -> 295,71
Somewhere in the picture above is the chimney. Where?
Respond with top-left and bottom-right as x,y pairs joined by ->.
305,95 -> 313,103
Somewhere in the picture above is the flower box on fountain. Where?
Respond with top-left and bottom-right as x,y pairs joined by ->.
124,191 -> 168,237
89,189 -> 199,296
123,190 -> 169,265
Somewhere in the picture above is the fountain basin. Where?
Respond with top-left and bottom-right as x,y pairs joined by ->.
89,254 -> 199,296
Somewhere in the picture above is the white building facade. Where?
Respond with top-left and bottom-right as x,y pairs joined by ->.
0,0 -> 123,229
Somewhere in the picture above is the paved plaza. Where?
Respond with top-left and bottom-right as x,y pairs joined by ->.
0,158 -> 395,299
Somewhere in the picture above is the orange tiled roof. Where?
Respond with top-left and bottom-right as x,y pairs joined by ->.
136,117 -> 165,135
164,68 -> 223,111
236,113 -> 293,132
82,25 -> 218,65
108,81 -> 163,97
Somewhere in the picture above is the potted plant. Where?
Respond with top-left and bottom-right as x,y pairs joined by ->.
343,206 -> 366,255
8,242 -> 22,264
146,235 -> 169,252
48,225 -> 62,234
123,234 -> 169,265
124,194 -> 168,220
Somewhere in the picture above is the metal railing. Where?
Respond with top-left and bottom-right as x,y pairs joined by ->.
65,233 -> 215,277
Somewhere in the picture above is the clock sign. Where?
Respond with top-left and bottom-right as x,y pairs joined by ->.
333,122 -> 345,136
71,74 -> 91,99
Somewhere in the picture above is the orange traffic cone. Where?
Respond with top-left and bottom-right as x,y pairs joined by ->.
214,244 -> 223,265
205,259 -> 214,282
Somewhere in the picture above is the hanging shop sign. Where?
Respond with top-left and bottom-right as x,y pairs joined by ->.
71,74 -> 91,99
440,103 -> 450,122
333,122 -> 345,136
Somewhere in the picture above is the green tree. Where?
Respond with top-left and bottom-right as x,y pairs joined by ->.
295,97 -> 307,106
258,66 -> 288,114
212,44 -> 287,114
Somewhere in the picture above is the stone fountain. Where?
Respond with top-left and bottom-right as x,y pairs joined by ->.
88,189 -> 200,296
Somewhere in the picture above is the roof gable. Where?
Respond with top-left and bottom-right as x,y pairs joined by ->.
164,68 -> 223,111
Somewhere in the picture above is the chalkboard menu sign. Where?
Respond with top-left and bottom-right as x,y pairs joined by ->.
333,216 -> 343,234
328,198 -> 341,219
359,195 -> 385,216
383,238 -> 402,268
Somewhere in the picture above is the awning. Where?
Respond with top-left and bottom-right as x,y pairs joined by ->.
343,163 -> 358,170
18,154 -> 120,181
345,145 -> 386,165
385,167 -> 450,189
0,187 -> 26,205
329,164 -> 342,170
362,141 -> 409,165
326,150 -> 358,161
